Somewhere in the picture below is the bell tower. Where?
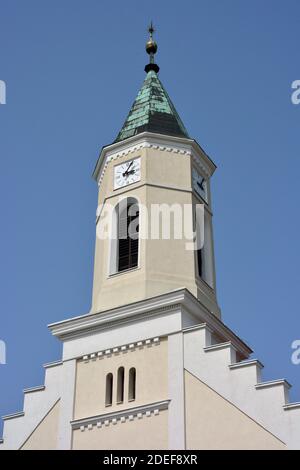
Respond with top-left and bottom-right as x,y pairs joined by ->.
2,25 -> 299,452
91,25 -> 220,318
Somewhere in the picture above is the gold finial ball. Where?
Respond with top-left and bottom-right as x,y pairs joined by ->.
146,39 -> 158,55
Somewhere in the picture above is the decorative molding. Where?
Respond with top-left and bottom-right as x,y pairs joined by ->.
48,296 -> 181,341
71,400 -> 170,431
81,337 -> 160,363
48,288 -> 252,358
92,132 -> 216,187
98,142 -> 194,187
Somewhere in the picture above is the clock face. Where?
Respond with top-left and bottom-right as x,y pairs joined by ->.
192,168 -> 208,202
114,158 -> 141,190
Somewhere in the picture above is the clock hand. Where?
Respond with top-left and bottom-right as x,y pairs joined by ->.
122,160 -> 133,177
197,178 -> 205,191
123,161 -> 134,177
127,161 -> 134,171
123,169 -> 136,178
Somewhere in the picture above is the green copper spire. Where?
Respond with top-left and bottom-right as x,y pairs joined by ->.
114,25 -> 189,143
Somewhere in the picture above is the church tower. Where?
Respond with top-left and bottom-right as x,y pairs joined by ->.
91,24 -> 220,318
0,27 -> 299,450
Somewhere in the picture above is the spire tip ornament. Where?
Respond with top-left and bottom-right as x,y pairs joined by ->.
145,22 -> 160,74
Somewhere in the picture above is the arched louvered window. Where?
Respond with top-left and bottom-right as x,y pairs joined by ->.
117,367 -> 125,404
128,367 -> 136,401
117,199 -> 139,272
105,373 -> 113,406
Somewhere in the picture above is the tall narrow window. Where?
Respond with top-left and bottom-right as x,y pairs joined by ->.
197,248 -> 202,278
105,373 -> 113,406
117,367 -> 125,403
195,204 -> 204,279
195,207 -> 215,288
128,367 -> 136,401
118,199 -> 139,272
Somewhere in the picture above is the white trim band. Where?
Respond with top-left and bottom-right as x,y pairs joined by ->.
71,400 -> 170,431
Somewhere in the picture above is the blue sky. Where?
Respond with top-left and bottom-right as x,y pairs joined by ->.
0,0 -> 299,433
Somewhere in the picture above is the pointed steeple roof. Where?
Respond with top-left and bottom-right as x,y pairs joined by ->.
114,25 -> 189,143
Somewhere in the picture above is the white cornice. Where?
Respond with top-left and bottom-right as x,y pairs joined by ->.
283,402 -> 300,410
204,341 -> 236,353
48,288 -> 252,357
92,132 -> 216,186
255,379 -> 291,390
48,298 -> 180,341
43,360 -> 63,369
23,385 -> 45,394
71,400 -> 170,431
229,359 -> 264,370
2,411 -> 24,421
182,323 -> 214,334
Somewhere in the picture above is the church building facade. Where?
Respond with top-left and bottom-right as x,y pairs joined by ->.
1,28 -> 299,450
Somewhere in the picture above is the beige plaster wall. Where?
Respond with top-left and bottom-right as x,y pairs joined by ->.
21,400 -> 60,450
91,146 -> 219,315
72,409 -> 168,450
74,338 -> 168,420
92,182 -> 147,313
184,371 -> 286,450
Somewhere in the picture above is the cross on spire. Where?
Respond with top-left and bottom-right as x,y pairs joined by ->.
145,22 -> 159,73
